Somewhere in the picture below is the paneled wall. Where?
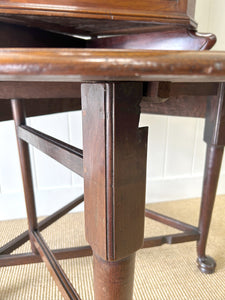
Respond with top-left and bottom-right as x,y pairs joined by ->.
142,0 -> 225,202
0,112 -> 84,220
1,0 -> 225,220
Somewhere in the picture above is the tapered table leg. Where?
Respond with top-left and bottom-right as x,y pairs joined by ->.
11,99 -> 38,254
197,83 -> 225,273
197,145 -> 223,274
93,254 -> 135,299
82,82 -> 148,299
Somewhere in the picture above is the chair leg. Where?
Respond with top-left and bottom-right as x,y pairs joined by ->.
11,99 -> 38,254
197,144 -> 224,274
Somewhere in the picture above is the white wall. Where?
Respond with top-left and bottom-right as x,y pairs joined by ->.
1,0 -> 225,220
141,0 -> 225,202
0,112 -> 84,220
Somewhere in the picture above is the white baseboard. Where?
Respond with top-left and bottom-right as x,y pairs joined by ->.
0,186 -> 84,220
146,172 -> 225,203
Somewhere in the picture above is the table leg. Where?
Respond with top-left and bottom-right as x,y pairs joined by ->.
93,254 -> 135,299
82,82 -> 148,299
11,99 -> 38,254
197,144 -> 223,273
197,83 -> 225,273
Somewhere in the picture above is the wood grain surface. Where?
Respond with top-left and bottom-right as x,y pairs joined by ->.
0,49 -> 224,82
0,0 -> 196,27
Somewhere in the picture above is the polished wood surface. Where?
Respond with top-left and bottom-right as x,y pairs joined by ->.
89,28 -> 216,50
0,82 -> 221,122
93,254 -> 135,300
0,0 -> 223,295
32,231 -> 81,300
0,81 -> 81,122
18,125 -> 83,177
82,82 -> 147,261
0,82 -> 221,121
82,82 -> 147,299
0,98 -> 81,122
0,0 -> 195,18
196,83 -> 225,274
0,0 -> 196,37
0,49 -> 224,82
141,82 -> 219,118
1,47 -> 225,298
11,99 -> 38,254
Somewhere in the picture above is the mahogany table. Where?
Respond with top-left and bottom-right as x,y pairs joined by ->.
0,49 -> 225,300
0,0 -> 224,299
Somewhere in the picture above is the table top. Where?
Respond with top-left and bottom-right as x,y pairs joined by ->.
0,48 -> 224,83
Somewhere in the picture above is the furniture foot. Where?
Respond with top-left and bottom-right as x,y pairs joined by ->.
197,256 -> 216,274
93,253 -> 135,300
197,145 -> 223,274
197,83 -> 225,273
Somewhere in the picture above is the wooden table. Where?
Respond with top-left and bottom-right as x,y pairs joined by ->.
0,0 -> 223,299
0,49 -> 225,299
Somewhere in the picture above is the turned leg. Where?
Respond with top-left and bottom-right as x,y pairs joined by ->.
82,82 -> 148,299
197,83 -> 225,273
197,145 -> 223,273
11,99 -> 38,253
93,254 -> 135,299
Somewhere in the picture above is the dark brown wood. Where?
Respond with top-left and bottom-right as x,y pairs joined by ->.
0,246 -> 92,267
0,81 -> 81,122
145,209 -> 198,232
0,82 -> 220,122
141,82 -> 219,118
0,0 -> 196,20
0,8 -> 220,294
93,254 -> 135,300
0,82 -> 81,99
0,17 -> 194,38
0,82 -> 218,121
163,82 -> 218,97
0,22 -> 85,48
32,231 -> 81,300
89,28 -> 216,51
0,82 -> 220,123
0,97 -> 81,122
0,195 -> 84,255
143,81 -> 218,103
18,125 -> 83,177
197,145 -> 223,274
82,82 -> 147,299
196,83 -> 225,274
204,83 -> 225,145
1,82 -> 220,122
0,0 -> 221,296
0,231 -> 32,256
143,231 -> 200,248
0,0 -> 197,38
141,95 -> 210,117
82,82 -> 148,261
11,99 -> 38,254
0,49 -> 225,82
